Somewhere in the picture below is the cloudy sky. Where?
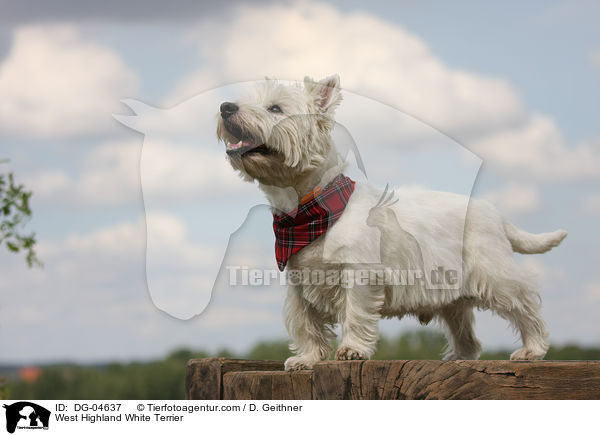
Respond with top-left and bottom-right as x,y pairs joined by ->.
1,0 -> 599,364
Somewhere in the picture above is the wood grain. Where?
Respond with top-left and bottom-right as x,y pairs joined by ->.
185,358 -> 283,400
186,358 -> 600,400
223,371 -> 312,400
312,360 -> 364,400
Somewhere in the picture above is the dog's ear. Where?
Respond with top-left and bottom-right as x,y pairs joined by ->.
304,74 -> 342,114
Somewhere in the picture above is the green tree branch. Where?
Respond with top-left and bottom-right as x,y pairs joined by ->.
0,167 -> 41,267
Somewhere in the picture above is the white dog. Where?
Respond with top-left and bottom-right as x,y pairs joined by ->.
217,75 -> 567,370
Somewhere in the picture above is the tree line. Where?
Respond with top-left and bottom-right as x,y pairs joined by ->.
4,330 -> 600,400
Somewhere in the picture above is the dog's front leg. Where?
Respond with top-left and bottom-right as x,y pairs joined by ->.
336,284 -> 384,361
284,285 -> 333,370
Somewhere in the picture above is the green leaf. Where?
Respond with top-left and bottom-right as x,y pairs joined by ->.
0,170 -> 41,268
6,241 -> 19,252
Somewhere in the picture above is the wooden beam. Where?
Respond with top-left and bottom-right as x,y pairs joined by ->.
223,371 -> 313,400
185,358 -> 283,400
186,358 -> 600,400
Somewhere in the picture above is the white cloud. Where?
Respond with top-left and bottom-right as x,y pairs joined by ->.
469,115 -> 600,181
39,213 -> 221,319
139,139 -> 257,201
24,138 -> 257,206
172,2 -> 524,137
38,219 -> 146,285
484,182 -> 541,215
0,212 -> 286,362
33,209 -> 277,320
168,1 -> 600,182
0,25 -> 139,139
23,140 -> 141,206
39,213 -> 220,272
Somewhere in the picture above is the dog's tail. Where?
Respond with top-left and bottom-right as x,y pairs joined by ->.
503,219 -> 567,254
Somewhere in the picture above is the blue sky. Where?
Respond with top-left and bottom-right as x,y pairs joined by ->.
0,0 -> 599,364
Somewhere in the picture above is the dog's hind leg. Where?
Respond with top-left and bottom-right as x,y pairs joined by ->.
482,266 -> 549,360
335,284 -> 385,361
441,301 -> 482,360
284,285 -> 334,370
496,290 -> 549,360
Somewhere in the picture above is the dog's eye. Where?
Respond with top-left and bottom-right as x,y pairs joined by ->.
268,104 -> 283,114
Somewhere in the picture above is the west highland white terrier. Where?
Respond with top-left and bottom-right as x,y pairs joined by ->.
216,75 -> 568,370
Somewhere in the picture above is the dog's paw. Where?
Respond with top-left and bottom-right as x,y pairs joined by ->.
335,346 -> 367,361
284,355 -> 316,371
510,347 -> 546,361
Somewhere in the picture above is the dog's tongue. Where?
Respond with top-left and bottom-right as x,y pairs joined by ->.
227,140 -> 252,151
227,140 -> 242,151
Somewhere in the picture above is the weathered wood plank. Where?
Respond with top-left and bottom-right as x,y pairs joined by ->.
453,360 -> 600,400
186,358 -> 600,400
185,358 -> 283,399
312,360 -> 364,400
223,371 -> 313,400
360,360 -> 411,399
323,360 -> 600,399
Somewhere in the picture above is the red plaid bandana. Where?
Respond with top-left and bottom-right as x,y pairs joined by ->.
273,174 -> 356,271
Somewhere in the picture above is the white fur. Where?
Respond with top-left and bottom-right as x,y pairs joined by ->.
216,76 -> 568,370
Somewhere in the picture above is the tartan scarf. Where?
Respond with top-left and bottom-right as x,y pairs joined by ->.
273,174 -> 356,271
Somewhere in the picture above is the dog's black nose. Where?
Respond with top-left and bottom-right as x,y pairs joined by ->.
220,102 -> 239,119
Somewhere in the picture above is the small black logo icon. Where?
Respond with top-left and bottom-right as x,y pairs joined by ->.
3,402 -> 50,434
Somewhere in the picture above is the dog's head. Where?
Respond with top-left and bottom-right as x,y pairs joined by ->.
216,75 -> 342,187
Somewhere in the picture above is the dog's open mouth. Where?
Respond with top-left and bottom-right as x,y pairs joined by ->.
226,140 -> 272,157
224,123 -> 273,157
